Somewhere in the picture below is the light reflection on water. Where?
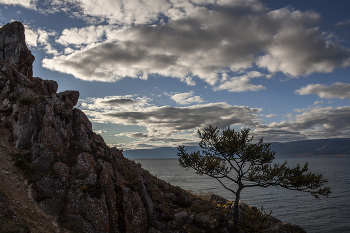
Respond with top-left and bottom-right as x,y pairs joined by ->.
134,157 -> 350,233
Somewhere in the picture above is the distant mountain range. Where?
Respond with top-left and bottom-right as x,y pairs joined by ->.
123,138 -> 350,158
270,138 -> 350,156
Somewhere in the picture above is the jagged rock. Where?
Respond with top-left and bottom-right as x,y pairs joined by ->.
13,104 -> 37,149
33,77 -> 58,96
58,90 -> 79,108
0,21 -> 35,78
38,125 -> 66,160
73,108 -> 93,151
74,152 -> 96,179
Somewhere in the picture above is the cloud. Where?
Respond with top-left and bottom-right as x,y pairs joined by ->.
313,101 -> 324,105
38,0 -> 198,25
24,25 -> 38,47
24,24 -> 59,55
116,132 -> 149,138
96,103 -> 261,130
0,0 -> 37,10
261,114 -> 277,118
336,20 -> 350,29
94,130 -> 107,134
80,95 -> 261,148
254,106 -> 350,142
81,94 -> 350,147
56,25 -> 109,46
255,8 -> 350,76
100,98 -> 138,106
41,2 -> 350,86
170,91 -> 204,105
214,71 -> 266,92
43,41 -> 178,82
80,95 -> 151,110
295,82 -> 350,99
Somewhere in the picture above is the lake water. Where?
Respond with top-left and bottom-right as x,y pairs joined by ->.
133,157 -> 350,233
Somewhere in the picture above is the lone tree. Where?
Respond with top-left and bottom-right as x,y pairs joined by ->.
177,125 -> 330,233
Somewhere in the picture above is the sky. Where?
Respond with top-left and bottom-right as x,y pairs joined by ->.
1,0 -> 350,150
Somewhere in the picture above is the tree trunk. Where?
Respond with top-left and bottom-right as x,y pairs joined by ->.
233,187 -> 242,233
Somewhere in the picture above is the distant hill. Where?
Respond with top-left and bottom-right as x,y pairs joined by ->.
124,138 -> 350,158
270,138 -> 350,156
123,146 -> 200,158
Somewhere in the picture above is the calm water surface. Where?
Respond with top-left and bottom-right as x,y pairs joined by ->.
133,157 -> 350,233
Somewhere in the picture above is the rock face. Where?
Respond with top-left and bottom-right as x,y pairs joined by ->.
0,22 -> 306,233
0,21 -> 35,78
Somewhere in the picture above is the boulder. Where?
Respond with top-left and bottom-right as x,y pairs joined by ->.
174,210 -> 188,224
195,213 -> 214,228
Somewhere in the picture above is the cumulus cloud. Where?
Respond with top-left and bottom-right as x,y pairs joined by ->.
214,71 -> 266,92
24,25 -> 38,47
261,114 -> 277,118
0,0 -> 37,10
313,101 -> 324,105
295,82 -> 350,99
56,25 -> 109,46
94,130 -> 107,134
170,91 -> 204,105
254,8 -> 350,76
24,25 -> 59,55
38,0 -> 207,25
41,2 -> 350,86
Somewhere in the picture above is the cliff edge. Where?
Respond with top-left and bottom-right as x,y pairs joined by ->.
0,21 -> 306,233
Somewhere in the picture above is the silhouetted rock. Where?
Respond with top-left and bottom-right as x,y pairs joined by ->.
0,21 -> 34,78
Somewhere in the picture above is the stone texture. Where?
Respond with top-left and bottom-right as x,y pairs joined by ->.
195,213 -> 214,228
0,21 -> 35,78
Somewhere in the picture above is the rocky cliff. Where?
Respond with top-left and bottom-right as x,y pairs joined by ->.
0,22 -> 306,233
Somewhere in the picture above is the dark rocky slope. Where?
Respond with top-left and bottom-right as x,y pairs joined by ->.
0,21 -> 305,233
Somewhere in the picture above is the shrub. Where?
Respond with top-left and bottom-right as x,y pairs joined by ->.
190,202 -> 212,214
239,206 -> 272,232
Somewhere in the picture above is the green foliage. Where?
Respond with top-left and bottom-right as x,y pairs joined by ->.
189,202 -> 213,214
239,206 -> 272,232
178,125 -> 330,233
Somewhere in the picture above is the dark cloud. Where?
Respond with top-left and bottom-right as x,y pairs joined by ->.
128,133 -> 149,138
103,103 -> 260,130
295,82 -> 350,99
100,98 -> 138,106
255,106 -> 350,140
